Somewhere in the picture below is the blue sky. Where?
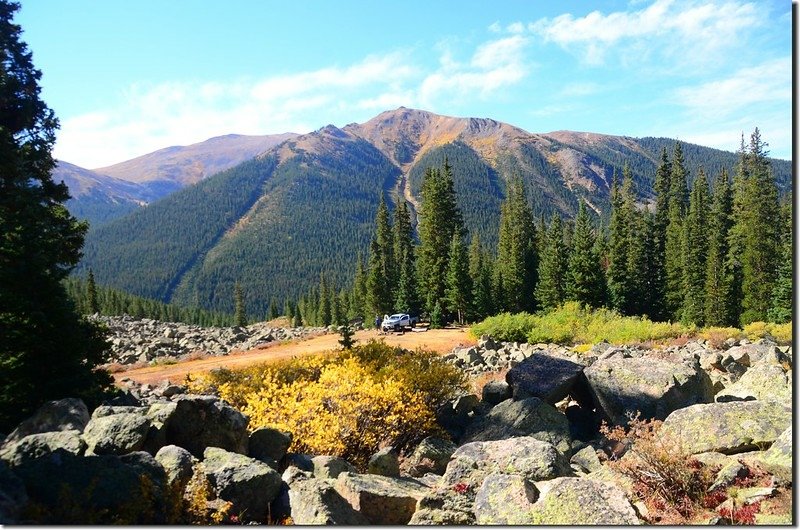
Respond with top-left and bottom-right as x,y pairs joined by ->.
18,0 -> 792,167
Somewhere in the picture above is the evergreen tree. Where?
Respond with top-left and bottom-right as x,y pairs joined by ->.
535,213 -> 568,310
468,234 -> 493,320
495,177 -> 537,312
374,193 -> 395,299
318,272 -> 332,327
267,297 -> 280,320
444,232 -> 472,325
681,168 -> 710,325
366,237 -> 393,317
350,253 -> 367,320
606,171 -> 631,313
234,281 -> 247,327
0,1 -> 112,430
285,298 -> 295,322
566,202 -> 604,308
336,289 -> 349,325
725,135 -> 749,325
664,142 -> 689,319
337,322 -> 356,349
394,252 -> 421,316
624,178 -> 650,316
86,269 -> 99,314
767,201 -> 792,323
392,200 -> 421,315
704,169 -> 734,326
649,147 -> 672,320
293,304 -> 303,327
416,160 -> 464,313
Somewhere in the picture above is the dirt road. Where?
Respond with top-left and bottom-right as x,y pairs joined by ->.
114,327 -> 475,386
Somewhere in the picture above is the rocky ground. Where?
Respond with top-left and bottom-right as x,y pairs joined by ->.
0,334 -> 792,524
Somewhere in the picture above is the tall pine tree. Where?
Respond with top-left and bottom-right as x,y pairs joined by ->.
607,170 -> 631,313
681,168 -> 709,325
468,234 -> 493,320
535,212 -> 568,310
234,281 -> 247,327
444,232 -> 472,325
495,177 -> 537,312
664,142 -> 689,320
703,169 -> 734,326
566,202 -> 604,308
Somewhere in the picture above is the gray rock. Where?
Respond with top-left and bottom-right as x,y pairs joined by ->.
660,400 -> 792,454
367,446 -> 399,477
506,353 -> 588,404
248,427 -> 291,463
202,447 -> 282,523
474,472 -> 539,524
286,474 -> 369,524
405,436 -> 457,477
570,444 -> 603,474
166,395 -> 248,458
709,461 -> 748,491
142,402 -> 177,454
527,477 -> 640,524
756,426 -> 792,484
83,413 -> 150,456
285,453 -> 314,472
90,405 -> 146,419
0,430 -> 86,467
584,356 -> 713,425
715,362 -> 791,403
3,398 -> 90,447
311,455 -> 357,479
334,472 -> 430,525
481,379 -> 512,405
452,394 -> 480,416
0,459 -> 27,524
408,487 -> 475,525
461,397 -> 572,455
154,445 -> 197,492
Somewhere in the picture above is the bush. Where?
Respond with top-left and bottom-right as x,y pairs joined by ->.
743,321 -> 792,344
469,312 -> 538,343
698,327 -> 743,349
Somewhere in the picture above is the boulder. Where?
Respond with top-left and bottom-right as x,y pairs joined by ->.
142,402 -> 178,454
584,356 -> 713,425
473,473 -> 539,524
311,455 -> 357,479
155,445 -> 197,492
527,477 -> 640,524
404,437 -> 457,477
408,487 -> 475,525
481,380 -> 512,405
367,446 -> 399,477
201,447 -> 282,523
715,363 -> 791,403
82,413 -> 150,455
333,472 -> 430,525
166,395 -> 249,457
569,444 -> 603,474
506,353 -> 590,405
2,398 -> 89,446
659,401 -> 791,454
441,437 -> 567,491
0,430 -> 86,467
248,427 -> 292,463
756,426 -> 792,484
286,474 -> 369,524
0,459 -> 27,524
461,397 -> 572,455
91,405 -> 145,418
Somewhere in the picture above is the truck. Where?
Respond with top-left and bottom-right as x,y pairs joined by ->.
380,313 -> 419,332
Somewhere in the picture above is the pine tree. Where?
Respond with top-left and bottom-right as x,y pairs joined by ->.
566,202 -> 604,308
293,304 -> 303,327
704,169 -> 734,326
87,269 -> 99,314
234,281 -> 247,327
606,170 -> 631,313
468,234 -> 493,320
285,299 -> 295,322
445,232 -> 472,325
350,253 -> 367,320
681,168 -> 710,325
267,297 -> 280,320
495,177 -> 537,312
366,237 -> 393,317
624,177 -> 650,316
664,142 -> 689,319
337,322 -> 356,349
416,160 -> 464,313
374,193 -> 395,299
767,200 -> 792,323
392,200 -> 420,315
535,213 -> 568,310
649,147 -> 672,320
318,272 -> 332,327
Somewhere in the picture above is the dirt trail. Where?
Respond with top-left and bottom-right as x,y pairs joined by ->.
114,327 -> 475,386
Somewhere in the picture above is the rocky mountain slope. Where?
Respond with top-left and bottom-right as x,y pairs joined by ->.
76,108 -> 793,314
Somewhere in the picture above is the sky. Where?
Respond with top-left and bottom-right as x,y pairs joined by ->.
17,0 -> 793,168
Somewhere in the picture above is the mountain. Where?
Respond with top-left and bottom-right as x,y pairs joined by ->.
78,108 -> 792,316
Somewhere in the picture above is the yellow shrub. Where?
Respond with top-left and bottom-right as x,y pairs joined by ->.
769,322 -> 792,343
698,327 -> 743,349
743,321 -> 769,341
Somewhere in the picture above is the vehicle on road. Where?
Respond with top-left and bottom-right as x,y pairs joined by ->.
381,313 -> 418,332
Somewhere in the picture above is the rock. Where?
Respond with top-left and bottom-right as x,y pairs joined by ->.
506,353 -> 589,405
584,356 -> 713,425
0,430 -> 86,467
526,477 -> 640,524
2,398 -> 90,446
408,487 -> 475,525
201,447 -> 282,523
286,474 -> 369,524
756,426 -> 792,484
481,380 -> 512,405
0,459 -> 27,524
154,445 -> 197,492
166,395 -> 248,458
311,455 -> 357,479
142,402 -> 178,454
248,427 -> 292,463
461,397 -> 572,455
569,444 -> 603,474
82,413 -> 150,456
90,405 -> 145,418
333,472 -> 429,525
659,400 -> 791,454
452,394 -> 480,416
285,453 -> 314,472
441,437 -> 567,493
404,437 -> 457,477
473,473 -> 539,524
715,363 -> 791,403
367,446 -> 399,477
709,461 -> 748,491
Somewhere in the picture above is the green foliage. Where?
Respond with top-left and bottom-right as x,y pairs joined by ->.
495,177 -> 537,312
444,232 -> 471,324
233,281 -> 247,327
0,2 -> 112,431
535,212 -> 568,310
429,301 -> 444,329
767,210 -> 792,324
566,202 -> 604,308
703,169 -> 734,326
86,269 -> 99,314
337,323 -> 356,349
468,234 -> 494,320
681,169 -> 709,325
469,312 -> 539,343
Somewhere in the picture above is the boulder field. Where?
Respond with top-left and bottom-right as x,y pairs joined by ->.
0,334 -> 792,524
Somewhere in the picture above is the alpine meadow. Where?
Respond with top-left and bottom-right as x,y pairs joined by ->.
1,0 -> 793,525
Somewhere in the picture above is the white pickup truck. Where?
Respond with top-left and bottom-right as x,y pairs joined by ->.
381,313 -> 419,332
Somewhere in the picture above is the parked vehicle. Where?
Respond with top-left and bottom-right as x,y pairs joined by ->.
380,313 -> 418,332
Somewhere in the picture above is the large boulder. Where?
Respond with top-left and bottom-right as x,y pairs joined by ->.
166,395 -> 248,458
286,474 -> 369,524
659,401 -> 792,454
248,427 -> 292,463
408,487 -> 475,525
473,473 -> 539,524
715,362 -> 791,403
333,472 -> 430,525
526,477 -> 639,524
756,426 -> 792,484
2,398 -> 89,447
0,459 -> 27,524
584,356 -> 713,425
506,353 -> 591,405
201,447 -> 282,523
441,437 -> 568,492
82,413 -> 150,456
0,430 -> 85,467
155,445 -> 197,492
367,447 -> 399,477
461,397 -> 572,455
481,379 -> 512,405
142,402 -> 178,454
404,436 -> 457,477
311,455 -> 357,479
